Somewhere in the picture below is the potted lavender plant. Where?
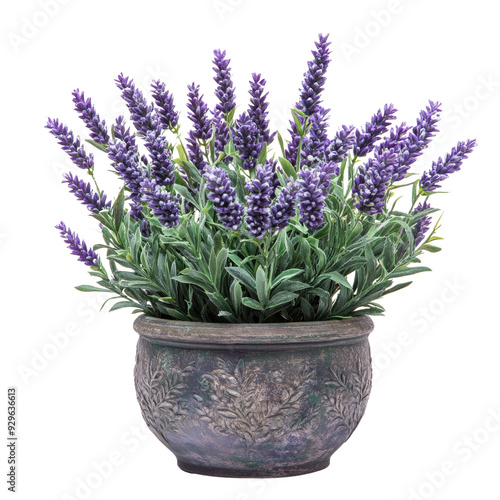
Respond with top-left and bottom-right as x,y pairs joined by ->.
47,34 -> 475,477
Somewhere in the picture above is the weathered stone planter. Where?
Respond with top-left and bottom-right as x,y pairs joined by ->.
133,315 -> 374,478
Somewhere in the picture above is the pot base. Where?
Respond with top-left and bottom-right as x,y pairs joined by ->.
177,458 -> 331,478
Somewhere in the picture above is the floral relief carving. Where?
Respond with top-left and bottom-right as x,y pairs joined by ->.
134,346 -> 194,441
193,357 -> 318,450
322,358 -> 372,435
135,347 -> 372,451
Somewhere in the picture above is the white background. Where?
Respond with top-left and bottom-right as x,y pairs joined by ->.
2,1 -> 500,499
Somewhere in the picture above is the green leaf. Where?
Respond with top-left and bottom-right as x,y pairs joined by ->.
75,285 -> 112,293
174,170 -> 189,188
85,139 -> 107,152
390,266 -> 431,278
383,281 -> 412,295
256,143 -> 267,166
215,248 -> 229,289
242,297 -> 263,311
225,267 -> 256,292
274,280 -> 311,294
267,291 -> 298,309
173,184 -> 200,211
112,185 -> 126,231
291,110 -> 303,135
278,157 -> 297,180
382,237 -> 396,271
270,268 -> 303,289
255,266 -> 268,306
109,301 -> 141,312
420,244 -> 442,253
316,272 -> 352,290
277,131 -> 286,157
230,280 -> 243,316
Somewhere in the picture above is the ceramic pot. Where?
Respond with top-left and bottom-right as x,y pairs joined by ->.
133,315 -> 373,478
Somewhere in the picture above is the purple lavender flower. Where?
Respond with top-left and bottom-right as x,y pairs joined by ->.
115,74 -> 156,135
353,150 -> 397,215
55,222 -> 99,267
187,83 -> 213,142
140,179 -> 180,228
297,168 -> 327,231
325,125 -> 356,169
353,104 -> 398,157
245,162 -> 274,238
270,182 -> 298,230
248,73 -> 275,145
212,49 -> 236,156
46,118 -> 94,170
377,122 -> 411,153
267,159 -> 281,195
390,101 -> 441,181
317,161 -> 337,196
420,139 -> 476,192
286,34 -> 331,166
107,118 -> 149,220
233,113 -> 262,170
213,50 -> 237,115
144,129 -> 175,186
412,201 -> 432,246
151,80 -> 179,131
72,89 -> 110,145
303,106 -> 330,166
113,116 -> 137,149
107,136 -> 144,197
203,166 -> 243,230
186,129 -> 208,173
63,172 -> 111,213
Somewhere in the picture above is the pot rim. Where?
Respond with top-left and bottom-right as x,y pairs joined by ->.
134,314 -> 374,350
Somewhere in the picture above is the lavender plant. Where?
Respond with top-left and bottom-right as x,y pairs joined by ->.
48,34 -> 476,323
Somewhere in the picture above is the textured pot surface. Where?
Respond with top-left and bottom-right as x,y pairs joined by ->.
134,315 -> 374,478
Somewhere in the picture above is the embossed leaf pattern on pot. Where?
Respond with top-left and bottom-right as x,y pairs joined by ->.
193,357 -> 318,450
323,358 -> 372,434
134,344 -> 194,441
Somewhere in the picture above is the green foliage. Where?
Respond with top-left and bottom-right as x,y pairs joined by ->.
81,152 -> 441,323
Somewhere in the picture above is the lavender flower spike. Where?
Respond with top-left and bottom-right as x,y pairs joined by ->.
151,80 -> 179,132
107,116 -> 149,220
144,129 -> 175,186
391,100 -> 441,182
286,33 -> 331,166
317,161 -> 338,196
303,106 -> 330,166
213,50 -> 237,116
55,222 -> 99,267
140,180 -> 181,228
297,168 -> 327,231
187,83 -> 213,142
115,74 -> 156,136
72,89 -> 110,145
245,162 -> 274,238
353,150 -> 397,215
233,113 -> 262,170
412,201 -> 432,246
270,182 -> 298,230
46,118 -> 94,170
63,172 -> 111,213
213,50 -> 236,157
353,104 -> 397,158
325,125 -> 356,169
420,139 -> 476,192
248,73 -> 275,145
186,130 -> 207,174
203,166 -> 243,230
